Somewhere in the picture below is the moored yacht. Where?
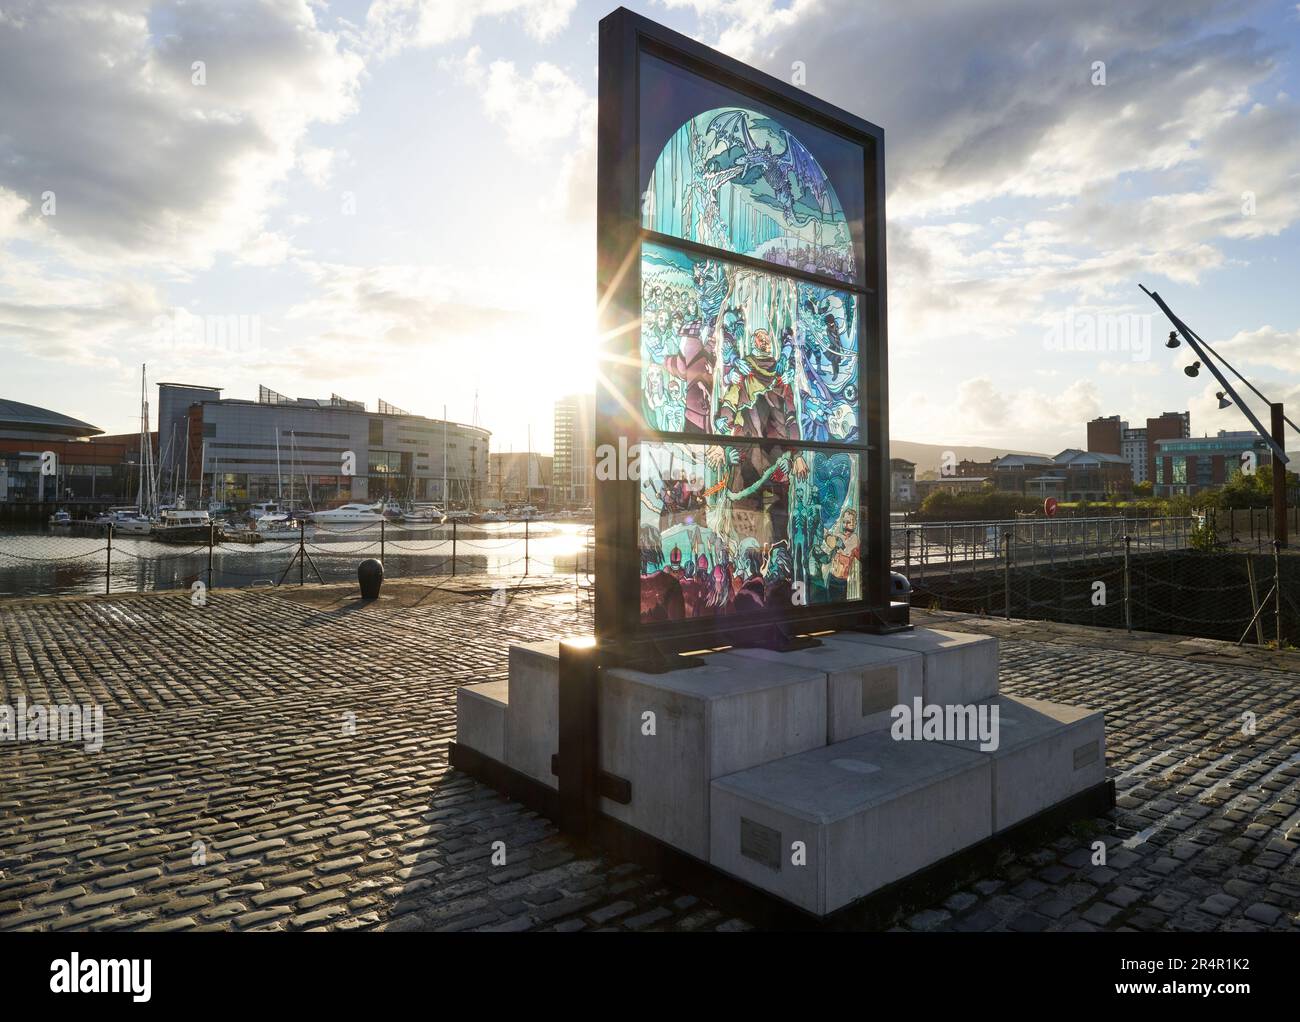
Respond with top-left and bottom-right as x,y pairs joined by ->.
310,503 -> 384,524
100,507 -> 154,535
154,509 -> 215,542
401,502 -> 444,523
245,501 -> 283,522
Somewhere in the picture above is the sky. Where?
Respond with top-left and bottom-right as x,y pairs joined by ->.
1,0 -> 1298,456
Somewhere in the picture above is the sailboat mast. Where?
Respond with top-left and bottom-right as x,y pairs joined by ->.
442,405 -> 448,507
182,415 -> 191,503
275,426 -> 282,503
135,365 -> 145,510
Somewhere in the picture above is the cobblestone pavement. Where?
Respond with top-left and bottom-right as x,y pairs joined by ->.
1,579 -> 1297,932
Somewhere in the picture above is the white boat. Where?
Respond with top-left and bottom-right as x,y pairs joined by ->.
94,505 -> 138,524
478,511 -> 506,522
48,509 -> 73,526
311,503 -> 384,524
401,503 -> 444,523
246,501 -> 283,522
256,513 -> 311,535
111,514 -> 155,536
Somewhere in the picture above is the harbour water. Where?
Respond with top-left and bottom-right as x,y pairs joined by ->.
0,521 -> 595,598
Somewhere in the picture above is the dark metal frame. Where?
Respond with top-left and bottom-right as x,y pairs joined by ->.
595,7 -> 898,663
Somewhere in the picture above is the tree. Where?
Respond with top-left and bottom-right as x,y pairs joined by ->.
1214,466 -> 1274,509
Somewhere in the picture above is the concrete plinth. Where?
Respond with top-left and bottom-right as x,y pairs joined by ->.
455,681 -> 508,763
834,627 -> 999,704
938,694 -> 1106,831
600,652 -> 827,859
505,641 -> 560,789
710,731 -> 992,915
728,639 -> 923,742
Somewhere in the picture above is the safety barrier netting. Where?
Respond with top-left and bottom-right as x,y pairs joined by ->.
897,516 -> 1296,647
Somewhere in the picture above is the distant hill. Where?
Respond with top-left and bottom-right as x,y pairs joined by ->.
889,440 -> 1049,477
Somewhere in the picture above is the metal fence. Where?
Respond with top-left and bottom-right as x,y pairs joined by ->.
891,515 -> 1197,579
897,517 -> 1294,648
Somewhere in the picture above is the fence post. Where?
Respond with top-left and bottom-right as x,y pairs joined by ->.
1123,534 -> 1132,633
208,522 -> 215,590
299,522 -> 305,586
105,522 -> 113,595
451,520 -> 457,577
1003,531 -> 1011,620
525,518 -> 530,577
380,518 -> 385,564
1246,555 -> 1265,646
1274,540 -> 1283,648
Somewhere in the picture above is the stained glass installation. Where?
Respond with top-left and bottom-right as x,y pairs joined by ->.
638,441 -> 861,622
641,241 -> 859,443
643,106 -> 856,283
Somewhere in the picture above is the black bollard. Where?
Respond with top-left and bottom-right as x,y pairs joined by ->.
358,558 -> 384,600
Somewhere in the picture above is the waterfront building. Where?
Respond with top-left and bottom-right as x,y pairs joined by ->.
1153,430 -> 1273,497
889,458 -> 916,508
0,399 -> 127,506
162,384 -> 489,508
551,393 -> 594,509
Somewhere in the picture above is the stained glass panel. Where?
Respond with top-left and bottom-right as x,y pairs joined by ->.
641,241 -> 859,442
643,107 -> 856,283
638,441 -> 861,622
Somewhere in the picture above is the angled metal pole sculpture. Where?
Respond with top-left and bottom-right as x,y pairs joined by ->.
1139,285 -> 1288,465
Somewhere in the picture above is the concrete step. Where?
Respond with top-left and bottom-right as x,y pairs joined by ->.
455,681 -> 508,763
938,694 -> 1106,831
728,639 -> 923,742
710,731 -> 992,916
600,652 -> 827,860
505,641 -> 560,789
833,626 -> 999,704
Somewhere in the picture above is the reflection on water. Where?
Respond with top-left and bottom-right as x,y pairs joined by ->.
0,522 -> 595,598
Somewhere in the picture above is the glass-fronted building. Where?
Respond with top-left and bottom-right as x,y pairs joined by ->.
163,384 -> 489,508
1153,430 -> 1271,497
0,399 -> 126,508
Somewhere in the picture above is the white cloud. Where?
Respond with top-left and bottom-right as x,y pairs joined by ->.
237,231 -> 295,267
0,0 -> 365,374
1216,324 -> 1300,372
450,46 -> 592,150
365,0 -> 577,58
697,0 -> 1300,359
900,375 -> 1102,450
0,0 -> 363,268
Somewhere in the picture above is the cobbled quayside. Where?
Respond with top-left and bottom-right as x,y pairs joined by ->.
1,576 -> 1297,932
